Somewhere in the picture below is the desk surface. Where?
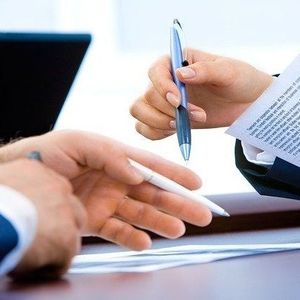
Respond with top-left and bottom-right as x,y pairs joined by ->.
1,227 -> 300,300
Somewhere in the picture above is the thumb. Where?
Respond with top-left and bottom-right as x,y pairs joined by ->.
176,60 -> 235,87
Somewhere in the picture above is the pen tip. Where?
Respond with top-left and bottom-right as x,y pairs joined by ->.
180,144 -> 191,163
223,211 -> 230,217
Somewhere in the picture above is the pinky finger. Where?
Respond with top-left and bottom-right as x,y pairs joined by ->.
98,217 -> 152,251
135,122 -> 176,140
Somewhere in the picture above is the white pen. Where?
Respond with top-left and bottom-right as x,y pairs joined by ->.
129,159 -> 230,217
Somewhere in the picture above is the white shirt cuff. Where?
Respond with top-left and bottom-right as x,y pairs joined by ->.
0,185 -> 37,276
241,141 -> 276,166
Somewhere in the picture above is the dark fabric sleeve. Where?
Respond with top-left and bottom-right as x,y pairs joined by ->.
235,139 -> 300,200
0,214 -> 18,264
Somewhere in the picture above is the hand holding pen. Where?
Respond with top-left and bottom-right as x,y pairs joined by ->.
27,151 -> 228,216
129,159 -> 230,217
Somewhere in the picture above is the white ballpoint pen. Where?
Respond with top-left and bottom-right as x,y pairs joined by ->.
129,159 -> 230,217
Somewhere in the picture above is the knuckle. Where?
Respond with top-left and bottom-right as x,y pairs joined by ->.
115,222 -> 135,248
144,88 -> 156,105
135,122 -> 146,137
156,80 -> 166,96
148,55 -> 169,80
151,189 -> 164,207
114,224 -> 127,243
99,219 -> 119,241
130,99 -> 142,119
105,140 -> 123,159
147,62 -> 157,80
129,102 -> 137,118
194,62 -> 207,75
132,203 -> 147,223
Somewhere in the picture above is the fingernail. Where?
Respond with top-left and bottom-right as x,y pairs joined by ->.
166,92 -> 180,107
178,67 -> 196,79
190,111 -> 206,122
169,120 -> 176,129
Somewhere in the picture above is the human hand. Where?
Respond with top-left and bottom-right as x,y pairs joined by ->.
130,49 -> 273,140
0,130 -> 212,250
0,159 -> 86,279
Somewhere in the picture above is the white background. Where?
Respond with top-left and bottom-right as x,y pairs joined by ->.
1,0 -> 300,195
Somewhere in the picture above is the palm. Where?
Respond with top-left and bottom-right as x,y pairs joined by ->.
71,170 -> 129,236
69,167 -> 197,250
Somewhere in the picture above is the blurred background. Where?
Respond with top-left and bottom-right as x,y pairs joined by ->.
1,0 -> 299,195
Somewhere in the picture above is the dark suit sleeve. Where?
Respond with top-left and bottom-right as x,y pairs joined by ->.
235,139 -> 300,200
0,214 -> 18,265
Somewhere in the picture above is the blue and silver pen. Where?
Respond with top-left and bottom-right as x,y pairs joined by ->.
170,19 -> 191,163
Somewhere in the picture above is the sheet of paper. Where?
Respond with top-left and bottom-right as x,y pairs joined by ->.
69,243 -> 300,274
226,55 -> 300,167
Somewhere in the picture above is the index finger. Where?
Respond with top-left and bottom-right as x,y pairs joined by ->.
148,55 -> 181,105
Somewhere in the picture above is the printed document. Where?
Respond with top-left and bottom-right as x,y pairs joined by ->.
227,55 -> 300,167
69,243 -> 300,274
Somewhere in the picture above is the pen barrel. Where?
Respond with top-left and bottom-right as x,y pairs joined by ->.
129,159 -> 227,216
170,25 -> 191,159
177,80 -> 188,108
170,27 -> 186,107
148,170 -> 224,215
176,105 -> 191,145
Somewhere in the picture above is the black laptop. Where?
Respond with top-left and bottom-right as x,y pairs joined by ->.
0,32 -> 91,142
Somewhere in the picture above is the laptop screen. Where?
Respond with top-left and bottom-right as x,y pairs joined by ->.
0,32 -> 91,142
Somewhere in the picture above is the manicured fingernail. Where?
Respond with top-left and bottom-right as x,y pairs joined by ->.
190,111 -> 206,122
169,120 -> 176,129
178,67 -> 196,79
166,92 -> 180,107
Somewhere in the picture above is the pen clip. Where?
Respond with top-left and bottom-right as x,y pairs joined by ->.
173,19 -> 188,66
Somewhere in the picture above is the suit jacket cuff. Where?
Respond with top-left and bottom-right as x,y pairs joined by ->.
235,139 -> 300,200
0,185 -> 37,276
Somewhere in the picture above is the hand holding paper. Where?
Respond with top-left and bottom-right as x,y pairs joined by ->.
227,55 -> 300,167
